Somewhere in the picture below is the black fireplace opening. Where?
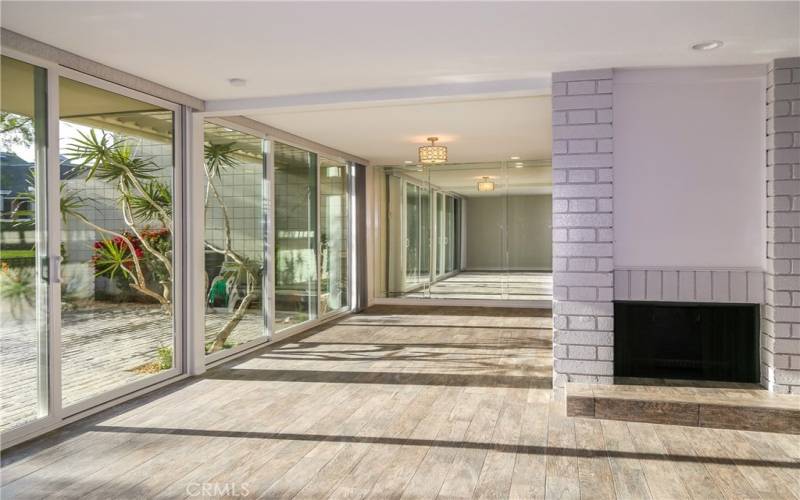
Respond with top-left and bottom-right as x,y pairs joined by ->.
614,301 -> 760,383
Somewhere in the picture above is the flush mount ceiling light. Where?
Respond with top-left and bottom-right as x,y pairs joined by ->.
477,176 -> 495,192
510,156 -> 520,160
514,162 -> 524,169
691,40 -> 723,51
418,137 -> 447,164
404,160 -> 414,164
228,78 -> 247,87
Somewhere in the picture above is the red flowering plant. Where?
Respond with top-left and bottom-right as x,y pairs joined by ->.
92,228 -> 171,289
92,232 -> 144,280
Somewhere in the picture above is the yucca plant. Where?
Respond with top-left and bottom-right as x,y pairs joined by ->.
202,141 -> 263,353
0,264 -> 35,319
17,129 -> 261,353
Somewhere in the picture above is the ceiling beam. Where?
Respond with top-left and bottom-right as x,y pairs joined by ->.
201,77 -> 551,117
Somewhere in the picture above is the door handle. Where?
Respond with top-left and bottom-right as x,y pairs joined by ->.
50,255 -> 61,284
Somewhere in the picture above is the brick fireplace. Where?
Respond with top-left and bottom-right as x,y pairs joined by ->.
552,59 -> 800,393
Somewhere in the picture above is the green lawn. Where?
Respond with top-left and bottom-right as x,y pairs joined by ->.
0,249 -> 35,259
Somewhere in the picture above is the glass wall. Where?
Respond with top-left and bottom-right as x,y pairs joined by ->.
404,181 -> 431,290
274,142 -> 318,332
0,54 -> 357,440
319,156 -> 349,315
376,160 -> 552,301
58,76 -> 176,407
0,56 -> 49,432
435,191 -> 446,278
203,122 -> 266,354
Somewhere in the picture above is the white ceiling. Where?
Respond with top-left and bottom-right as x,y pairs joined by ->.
250,96 -> 552,164
3,2 -> 796,100
2,1 -> 797,164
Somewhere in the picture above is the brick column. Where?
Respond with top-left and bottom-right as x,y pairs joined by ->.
551,69 -> 615,387
764,57 -> 800,394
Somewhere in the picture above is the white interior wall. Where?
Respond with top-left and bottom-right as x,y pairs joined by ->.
613,66 -> 766,269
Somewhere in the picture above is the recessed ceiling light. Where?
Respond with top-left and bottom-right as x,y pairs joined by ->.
404,160 -> 414,164
691,40 -> 723,51
510,156 -> 520,160
515,163 -> 524,168
228,78 -> 247,87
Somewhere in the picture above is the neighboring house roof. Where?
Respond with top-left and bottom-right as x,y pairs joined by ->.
0,151 -> 81,198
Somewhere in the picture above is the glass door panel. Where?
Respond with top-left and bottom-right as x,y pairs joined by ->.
203,122 -> 267,354
435,192 -> 445,278
453,197 -> 462,270
445,195 -> 456,273
319,157 -> 349,316
405,182 -> 420,288
0,56 -> 50,431
274,142 -> 317,332
58,76 -> 176,407
419,187 -> 431,296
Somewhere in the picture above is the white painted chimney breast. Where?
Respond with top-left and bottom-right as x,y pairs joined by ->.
613,66 -> 766,269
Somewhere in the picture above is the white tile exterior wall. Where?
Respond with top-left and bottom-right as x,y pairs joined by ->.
552,68 -> 614,387
764,57 -> 800,394
206,163 -> 264,260
614,269 -> 765,304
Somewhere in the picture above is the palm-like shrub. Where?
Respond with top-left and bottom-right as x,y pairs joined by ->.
61,130 -> 261,353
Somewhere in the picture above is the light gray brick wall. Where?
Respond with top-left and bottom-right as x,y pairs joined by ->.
764,57 -> 800,394
552,68 -> 614,387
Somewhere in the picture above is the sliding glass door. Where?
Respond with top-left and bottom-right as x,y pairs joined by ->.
445,195 -> 457,273
203,122 -> 267,355
58,76 -> 179,408
274,142 -> 318,332
403,181 -> 431,292
0,56 -> 50,432
405,182 -> 421,287
1,55 -> 184,438
435,191 -> 446,278
319,156 -> 349,316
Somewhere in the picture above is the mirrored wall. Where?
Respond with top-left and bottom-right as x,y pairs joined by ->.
375,161 -> 553,302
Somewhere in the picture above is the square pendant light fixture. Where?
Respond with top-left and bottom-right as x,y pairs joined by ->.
477,176 -> 495,192
418,137 -> 447,164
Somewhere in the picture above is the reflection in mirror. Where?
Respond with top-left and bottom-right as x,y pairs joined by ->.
376,160 -> 553,302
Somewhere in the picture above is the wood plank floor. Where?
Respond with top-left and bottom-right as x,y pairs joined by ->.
2,305 -> 799,499
403,272 -> 553,301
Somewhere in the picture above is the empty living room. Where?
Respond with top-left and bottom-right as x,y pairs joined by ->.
0,1 -> 799,499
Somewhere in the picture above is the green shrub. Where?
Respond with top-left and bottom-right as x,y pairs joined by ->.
157,345 -> 173,370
